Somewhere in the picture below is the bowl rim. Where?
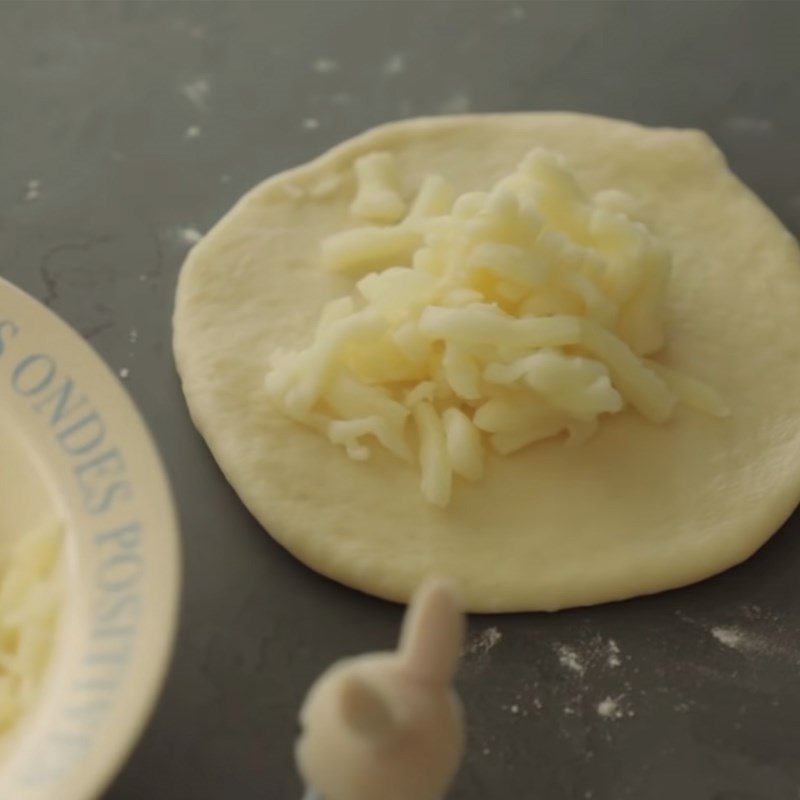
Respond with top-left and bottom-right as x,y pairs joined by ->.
0,277 -> 182,800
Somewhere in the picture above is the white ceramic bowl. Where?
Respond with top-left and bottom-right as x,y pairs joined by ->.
0,278 -> 181,800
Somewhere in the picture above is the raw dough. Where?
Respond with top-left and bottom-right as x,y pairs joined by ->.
173,113 -> 800,612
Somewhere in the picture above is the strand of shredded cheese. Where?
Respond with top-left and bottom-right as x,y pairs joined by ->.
265,149 -> 726,506
350,152 -> 407,223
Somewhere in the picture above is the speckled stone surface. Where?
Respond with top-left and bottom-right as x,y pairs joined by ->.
1,3 -> 799,799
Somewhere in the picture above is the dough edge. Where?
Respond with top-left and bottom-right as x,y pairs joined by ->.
174,112 -> 800,612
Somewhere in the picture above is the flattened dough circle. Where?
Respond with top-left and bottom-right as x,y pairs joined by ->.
174,113 -> 800,612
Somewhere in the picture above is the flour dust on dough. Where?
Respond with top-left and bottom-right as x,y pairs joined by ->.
174,113 -> 800,612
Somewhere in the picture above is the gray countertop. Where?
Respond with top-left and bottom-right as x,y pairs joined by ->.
2,2 -> 800,799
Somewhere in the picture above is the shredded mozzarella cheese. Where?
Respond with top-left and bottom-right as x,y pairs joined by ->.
0,522 -> 62,734
265,149 -> 725,505
350,152 -> 407,223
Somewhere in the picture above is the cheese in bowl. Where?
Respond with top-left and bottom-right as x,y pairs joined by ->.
0,422 -> 65,755
174,113 -> 800,611
0,522 -> 62,739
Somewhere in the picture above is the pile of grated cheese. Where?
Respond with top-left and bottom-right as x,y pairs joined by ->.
0,522 -> 62,734
265,149 -> 726,506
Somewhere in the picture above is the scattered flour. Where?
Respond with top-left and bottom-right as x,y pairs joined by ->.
184,125 -> 202,139
555,644 -> 585,676
25,179 -> 41,202
382,53 -> 407,76
118,367 -> 130,380
175,227 -> 203,246
129,328 -> 139,344
679,610 -> 800,665
181,77 -> 210,109
711,626 -> 744,649
607,639 -> 622,668
313,58 -> 339,74
548,639 -> 637,722
467,626 -> 502,656
740,603 -> 768,621
302,117 -> 321,131
708,624 -> 789,660
596,695 -> 632,720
